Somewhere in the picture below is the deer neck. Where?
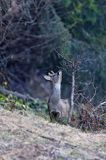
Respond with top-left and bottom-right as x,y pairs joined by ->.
50,83 -> 61,103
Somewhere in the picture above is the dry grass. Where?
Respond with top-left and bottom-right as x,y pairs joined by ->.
0,108 -> 106,160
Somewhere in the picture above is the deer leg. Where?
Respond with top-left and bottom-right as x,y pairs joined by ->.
48,105 -> 53,121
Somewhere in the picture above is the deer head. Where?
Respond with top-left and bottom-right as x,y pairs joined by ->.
43,71 -> 62,85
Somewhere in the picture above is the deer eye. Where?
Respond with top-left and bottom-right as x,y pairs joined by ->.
57,71 -> 59,75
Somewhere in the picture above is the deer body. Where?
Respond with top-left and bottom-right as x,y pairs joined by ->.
44,71 -> 70,121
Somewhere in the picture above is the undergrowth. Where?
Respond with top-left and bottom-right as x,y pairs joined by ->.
0,93 -> 105,132
0,93 -> 49,119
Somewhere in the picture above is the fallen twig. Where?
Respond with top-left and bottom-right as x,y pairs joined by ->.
0,86 -> 35,101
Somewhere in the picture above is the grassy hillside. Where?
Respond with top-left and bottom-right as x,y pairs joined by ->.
0,108 -> 106,160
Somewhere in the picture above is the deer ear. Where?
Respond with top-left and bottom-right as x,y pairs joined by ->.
43,75 -> 51,81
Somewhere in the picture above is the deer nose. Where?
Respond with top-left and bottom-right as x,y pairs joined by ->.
51,111 -> 60,119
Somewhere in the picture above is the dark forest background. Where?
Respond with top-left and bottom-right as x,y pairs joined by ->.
0,0 -> 106,120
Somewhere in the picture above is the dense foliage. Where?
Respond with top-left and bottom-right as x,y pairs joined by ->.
53,0 -> 106,103
55,0 -> 106,44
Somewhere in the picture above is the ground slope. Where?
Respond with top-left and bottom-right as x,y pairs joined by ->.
0,109 -> 106,160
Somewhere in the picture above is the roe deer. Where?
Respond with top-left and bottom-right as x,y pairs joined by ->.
43,71 -> 70,121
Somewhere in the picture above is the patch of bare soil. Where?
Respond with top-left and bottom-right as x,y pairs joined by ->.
0,109 -> 106,160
